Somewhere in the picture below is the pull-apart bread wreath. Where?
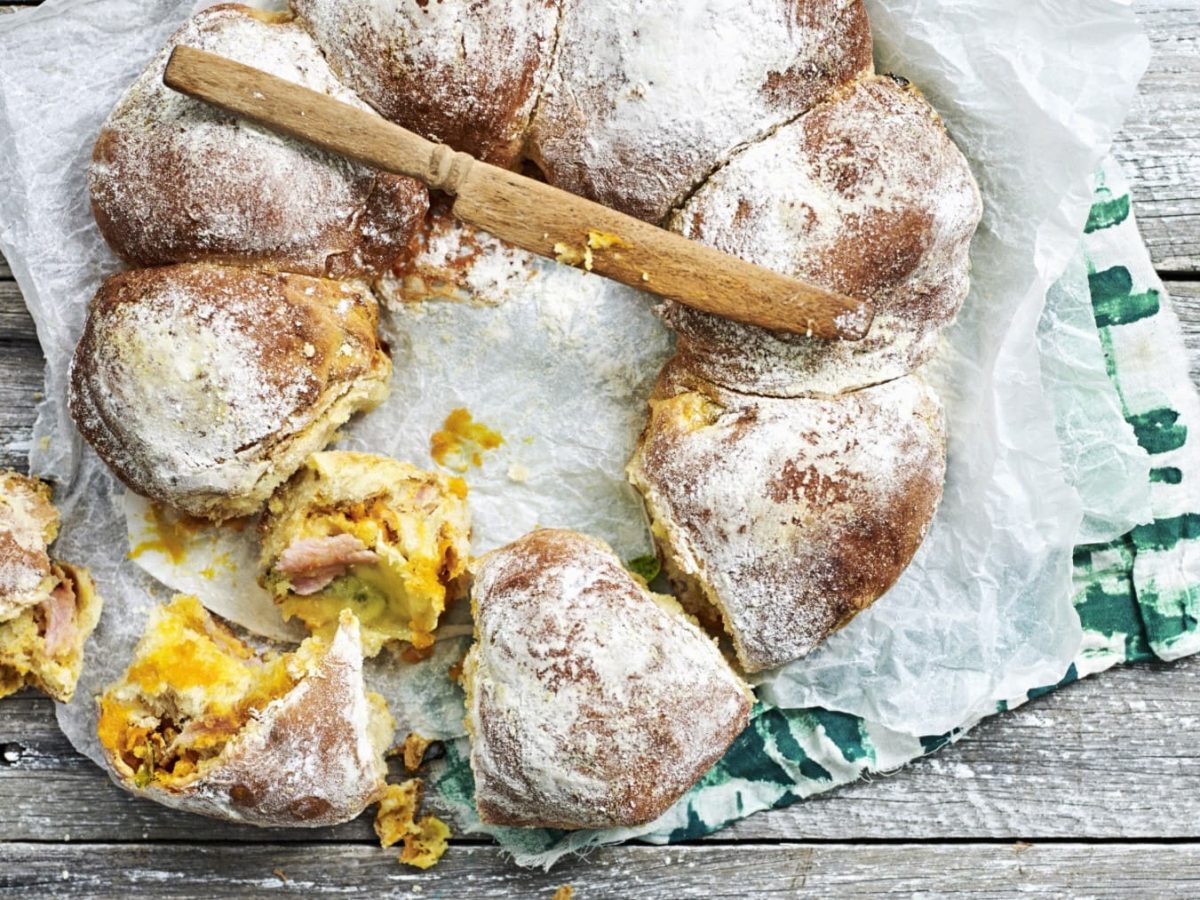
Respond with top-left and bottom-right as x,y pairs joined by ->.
0,472 -> 101,702
69,0 -> 981,832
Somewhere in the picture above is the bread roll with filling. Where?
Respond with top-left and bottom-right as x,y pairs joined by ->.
664,75 -> 983,397
259,452 -> 472,657
97,596 -> 393,827
627,359 -> 946,672
528,0 -> 873,222
69,264 -> 391,521
0,472 -> 102,702
292,0 -> 562,167
90,5 -> 428,278
463,529 -> 752,829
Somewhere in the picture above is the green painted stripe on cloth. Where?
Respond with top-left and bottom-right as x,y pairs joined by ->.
1089,265 -> 1161,328
1150,467 -> 1184,485
1137,581 -> 1200,651
1131,513 -> 1200,553
1127,407 -> 1188,455
1085,193 -> 1131,233
1074,578 -> 1154,662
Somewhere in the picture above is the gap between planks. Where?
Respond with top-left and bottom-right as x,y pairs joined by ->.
5,841 -> 1200,899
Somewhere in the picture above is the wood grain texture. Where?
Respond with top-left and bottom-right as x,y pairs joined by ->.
1113,3 -> 1200,273
5,841 -> 1200,898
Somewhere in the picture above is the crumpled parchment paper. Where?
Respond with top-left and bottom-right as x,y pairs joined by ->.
0,0 -> 1151,769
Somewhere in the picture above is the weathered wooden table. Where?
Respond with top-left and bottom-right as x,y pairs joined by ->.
1,2 -> 1198,896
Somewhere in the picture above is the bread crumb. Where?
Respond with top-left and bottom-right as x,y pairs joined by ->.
507,462 -> 530,483
400,816 -> 451,870
302,342 -> 316,358
586,230 -> 626,251
553,241 -> 593,271
402,732 -> 434,772
272,868 -> 289,883
552,886 -> 575,900
374,780 -> 451,870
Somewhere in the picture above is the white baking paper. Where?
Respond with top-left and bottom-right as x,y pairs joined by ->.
0,0 -> 1150,773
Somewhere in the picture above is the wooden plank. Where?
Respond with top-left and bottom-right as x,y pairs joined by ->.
5,840 -> 1200,898
0,341 -> 42,473
1113,4 -> 1200,273
4,656 -> 1200,844
1173,282 -> 1200,384
0,282 -> 35,340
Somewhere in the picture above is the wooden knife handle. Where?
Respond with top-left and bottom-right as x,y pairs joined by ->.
163,45 -> 873,340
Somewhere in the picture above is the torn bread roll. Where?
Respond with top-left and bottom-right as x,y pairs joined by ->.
97,596 -> 393,827
69,264 -> 392,522
0,472 -> 102,702
627,359 -> 947,672
463,529 -> 752,829
259,452 -> 472,657
527,0 -> 873,222
664,75 -> 983,397
89,4 -> 428,278
291,0 -> 562,167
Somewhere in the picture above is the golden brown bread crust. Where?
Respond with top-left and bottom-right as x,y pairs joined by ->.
89,4 -> 429,278
69,264 -> 392,521
292,0 -> 563,167
664,75 -> 984,397
463,529 -> 753,829
627,358 -> 947,672
527,0 -> 874,222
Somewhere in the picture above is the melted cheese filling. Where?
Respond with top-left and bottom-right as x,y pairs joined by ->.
272,491 -> 466,656
97,596 -> 299,789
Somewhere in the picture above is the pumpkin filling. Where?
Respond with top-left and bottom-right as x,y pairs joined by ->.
97,596 -> 306,790
261,453 -> 471,657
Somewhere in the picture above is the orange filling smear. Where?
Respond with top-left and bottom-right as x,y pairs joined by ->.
127,505 -> 205,564
429,408 -> 504,472
97,597 -> 297,788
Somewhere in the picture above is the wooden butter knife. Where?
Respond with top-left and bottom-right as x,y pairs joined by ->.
163,45 -> 872,340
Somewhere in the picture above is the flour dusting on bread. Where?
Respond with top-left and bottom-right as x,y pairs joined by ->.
89,5 -> 428,278
463,529 -> 752,829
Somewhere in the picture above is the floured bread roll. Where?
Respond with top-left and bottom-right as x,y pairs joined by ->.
259,451 -> 472,657
463,529 -> 753,829
628,359 -> 946,672
69,264 -> 391,521
0,472 -> 102,702
292,0 -> 562,166
97,596 -> 393,827
528,0 -> 873,222
665,75 -> 983,397
90,5 -> 429,278
378,202 -> 535,308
